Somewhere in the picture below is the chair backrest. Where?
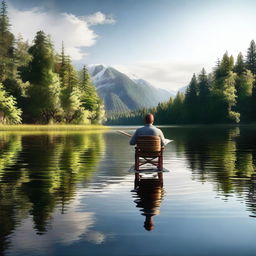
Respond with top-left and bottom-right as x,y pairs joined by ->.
136,136 -> 161,152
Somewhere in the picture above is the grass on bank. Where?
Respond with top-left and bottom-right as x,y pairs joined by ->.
0,124 -> 109,131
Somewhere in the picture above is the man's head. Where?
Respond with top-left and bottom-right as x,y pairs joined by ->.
145,113 -> 154,125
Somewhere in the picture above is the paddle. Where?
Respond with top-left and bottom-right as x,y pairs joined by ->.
117,130 -> 132,137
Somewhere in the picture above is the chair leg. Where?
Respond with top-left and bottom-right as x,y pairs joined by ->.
135,152 -> 139,171
134,173 -> 140,189
158,172 -> 163,187
158,156 -> 163,170
159,149 -> 163,170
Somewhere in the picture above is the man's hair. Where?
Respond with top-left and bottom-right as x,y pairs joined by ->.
145,113 -> 154,124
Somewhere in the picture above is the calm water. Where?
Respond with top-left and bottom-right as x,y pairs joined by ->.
1,126 -> 256,256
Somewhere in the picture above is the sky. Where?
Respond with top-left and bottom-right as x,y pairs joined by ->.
6,0 -> 256,91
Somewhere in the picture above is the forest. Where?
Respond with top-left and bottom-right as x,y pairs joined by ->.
2,0 -> 256,126
0,1 -> 105,124
108,43 -> 256,125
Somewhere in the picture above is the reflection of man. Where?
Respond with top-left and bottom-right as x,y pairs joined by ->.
133,179 -> 164,231
130,114 -> 167,146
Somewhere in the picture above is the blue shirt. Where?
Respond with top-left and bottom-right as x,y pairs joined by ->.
129,124 -> 167,146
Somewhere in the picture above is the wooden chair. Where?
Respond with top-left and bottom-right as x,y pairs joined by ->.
135,136 -> 164,171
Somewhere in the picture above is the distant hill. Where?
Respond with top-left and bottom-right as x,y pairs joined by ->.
88,65 -> 175,113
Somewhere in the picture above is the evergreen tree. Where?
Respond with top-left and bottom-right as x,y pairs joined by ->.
79,66 -> 104,123
0,3 -> 29,114
0,0 -> 15,82
246,40 -> 256,74
155,101 -> 168,124
215,52 -> 234,79
198,68 -> 210,123
198,68 -> 210,100
235,70 -> 253,122
185,74 -> 198,123
79,66 -> 98,111
3,35 -> 31,106
234,52 -> 246,75
56,43 -> 86,123
169,92 -> 185,124
15,34 -> 32,69
25,31 -> 61,123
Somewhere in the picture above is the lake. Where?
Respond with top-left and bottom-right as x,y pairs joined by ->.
1,126 -> 256,256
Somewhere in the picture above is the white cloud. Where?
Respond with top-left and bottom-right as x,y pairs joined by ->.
84,11 -> 115,25
114,61 -> 207,91
9,192 -> 108,255
8,6 -> 115,60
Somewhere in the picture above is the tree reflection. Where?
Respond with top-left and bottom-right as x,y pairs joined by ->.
0,134 -> 27,256
172,126 -> 256,216
0,132 -> 104,255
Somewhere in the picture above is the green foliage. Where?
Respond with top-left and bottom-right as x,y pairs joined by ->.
79,66 -> 105,123
246,40 -> 256,74
234,52 -> 246,75
0,83 -> 22,124
55,44 -> 85,123
0,132 -> 105,236
79,66 -> 99,111
108,45 -> 256,125
0,0 -> 15,82
0,1 -> 105,125
185,74 -> 198,123
25,32 -> 62,123
235,70 -> 253,121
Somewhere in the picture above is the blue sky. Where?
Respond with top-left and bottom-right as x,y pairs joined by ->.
7,0 -> 256,90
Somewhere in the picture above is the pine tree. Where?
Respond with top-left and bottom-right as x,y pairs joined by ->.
217,52 -> 234,78
246,40 -> 256,74
15,34 -> 32,69
80,66 -> 105,123
169,92 -> 185,124
234,52 -> 246,75
185,73 -> 198,123
56,43 -> 86,123
198,68 -> 210,100
0,0 -> 15,82
25,31 -> 61,123
198,68 -> 210,123
3,35 -> 31,105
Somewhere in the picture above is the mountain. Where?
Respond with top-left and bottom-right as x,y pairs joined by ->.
88,65 -> 174,113
178,85 -> 188,93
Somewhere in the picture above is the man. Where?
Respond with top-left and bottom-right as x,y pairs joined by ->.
130,113 -> 167,146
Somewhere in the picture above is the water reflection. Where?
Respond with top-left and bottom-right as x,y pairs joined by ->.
133,177 -> 164,231
163,126 -> 256,216
1,126 -> 256,255
0,132 -> 105,255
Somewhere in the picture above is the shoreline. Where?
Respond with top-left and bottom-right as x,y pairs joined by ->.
0,124 -> 110,131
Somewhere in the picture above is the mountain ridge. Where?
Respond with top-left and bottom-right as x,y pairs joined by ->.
88,65 -> 175,113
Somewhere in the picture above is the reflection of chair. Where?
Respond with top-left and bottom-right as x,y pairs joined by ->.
133,178 -> 164,231
135,136 -> 163,171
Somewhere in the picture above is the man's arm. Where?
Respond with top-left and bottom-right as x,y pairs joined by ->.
130,129 -> 138,145
158,129 -> 167,146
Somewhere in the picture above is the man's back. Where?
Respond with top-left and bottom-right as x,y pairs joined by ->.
130,124 -> 166,146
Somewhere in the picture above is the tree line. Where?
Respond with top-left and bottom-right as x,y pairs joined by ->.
0,1 -> 105,124
108,41 -> 256,125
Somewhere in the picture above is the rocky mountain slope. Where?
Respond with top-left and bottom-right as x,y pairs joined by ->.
88,65 -> 174,113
